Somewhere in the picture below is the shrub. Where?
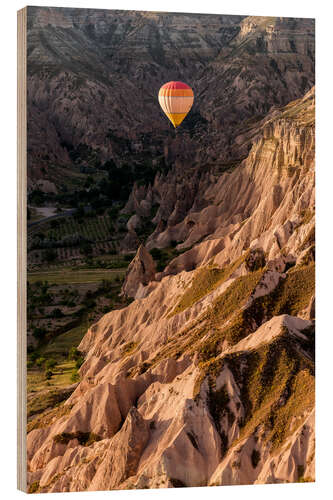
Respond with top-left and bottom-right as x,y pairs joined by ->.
45,359 -> 57,370
36,357 -> 46,367
71,368 -> 80,382
245,248 -> 266,272
28,481 -> 40,493
75,357 -> 84,369
50,308 -> 64,319
121,341 -> 138,357
68,347 -> 80,360
53,431 -> 101,446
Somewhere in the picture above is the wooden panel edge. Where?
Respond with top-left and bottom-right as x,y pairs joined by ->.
17,6 -> 27,493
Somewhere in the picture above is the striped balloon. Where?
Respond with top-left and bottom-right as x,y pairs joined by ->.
158,81 -> 194,128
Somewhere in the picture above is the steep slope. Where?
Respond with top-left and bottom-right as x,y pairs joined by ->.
26,88 -> 315,492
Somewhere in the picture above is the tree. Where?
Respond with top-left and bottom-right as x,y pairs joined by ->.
50,308 -> 64,319
68,347 -> 80,360
33,326 -> 47,340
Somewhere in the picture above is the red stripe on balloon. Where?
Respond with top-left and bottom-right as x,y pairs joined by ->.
160,81 -> 192,90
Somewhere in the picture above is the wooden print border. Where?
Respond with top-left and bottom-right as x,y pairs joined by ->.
17,6 -> 27,493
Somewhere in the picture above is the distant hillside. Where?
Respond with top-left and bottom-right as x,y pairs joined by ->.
27,8 -> 314,194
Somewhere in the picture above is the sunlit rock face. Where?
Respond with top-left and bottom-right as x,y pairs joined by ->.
27,88 -> 315,492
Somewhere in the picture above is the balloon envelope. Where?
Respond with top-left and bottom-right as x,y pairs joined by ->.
158,81 -> 194,128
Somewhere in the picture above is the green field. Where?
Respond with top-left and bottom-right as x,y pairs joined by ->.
27,263 -> 129,421
28,214 -> 118,246
28,268 -> 126,284
40,324 -> 88,358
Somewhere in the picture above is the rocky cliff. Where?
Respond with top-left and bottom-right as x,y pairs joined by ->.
26,81 -> 315,491
121,244 -> 156,298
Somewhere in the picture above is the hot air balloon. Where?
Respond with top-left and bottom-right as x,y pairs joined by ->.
158,81 -> 194,128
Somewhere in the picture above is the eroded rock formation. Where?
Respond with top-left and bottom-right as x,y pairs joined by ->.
27,84 -> 315,491
25,6 -> 316,492
121,245 -> 156,298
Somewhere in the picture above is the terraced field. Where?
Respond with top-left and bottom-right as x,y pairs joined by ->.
26,208 -> 138,269
28,214 -> 114,246
27,264 -> 130,420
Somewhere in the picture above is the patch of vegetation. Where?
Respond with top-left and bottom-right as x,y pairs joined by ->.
298,476 -> 314,483
53,431 -> 101,446
136,217 -> 156,242
121,341 -> 138,357
245,248 -> 266,272
46,324 -> 85,355
150,246 -> 186,273
28,269 -> 125,285
269,370 -> 314,449
27,386 -> 75,418
70,368 -> 80,382
250,263 -> 315,319
191,268 -> 263,359
299,209 -> 314,226
28,481 -> 40,493
170,252 -> 250,317
27,402 -> 73,433
298,226 -> 315,253
68,346 -> 82,361
145,267 -> 264,378
208,268 -> 263,331
298,244 -> 315,267
297,465 -> 306,482
218,262 -> 314,347
45,358 -> 57,370
226,331 -> 314,451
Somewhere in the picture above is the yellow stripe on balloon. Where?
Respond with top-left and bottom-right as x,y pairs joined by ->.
165,112 -> 188,128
